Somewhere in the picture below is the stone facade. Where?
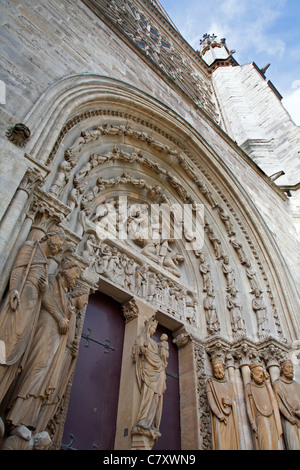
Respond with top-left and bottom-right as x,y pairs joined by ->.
0,0 -> 299,451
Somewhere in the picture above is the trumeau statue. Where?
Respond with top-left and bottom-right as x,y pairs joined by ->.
245,363 -> 283,450
206,358 -> 240,450
6,260 -> 81,433
0,228 -> 66,404
131,316 -> 168,443
273,360 -> 300,450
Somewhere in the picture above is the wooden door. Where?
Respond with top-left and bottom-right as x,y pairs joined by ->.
61,292 -> 124,450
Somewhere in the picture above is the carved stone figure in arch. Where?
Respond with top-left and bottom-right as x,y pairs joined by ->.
245,261 -> 259,293
222,255 -> 236,293
205,223 -> 223,260
49,159 -> 72,197
230,238 -> 247,265
197,251 -> 213,293
135,264 -> 148,298
252,289 -> 270,337
217,205 -> 235,237
226,288 -> 245,337
160,240 -> 184,278
203,288 -> 220,335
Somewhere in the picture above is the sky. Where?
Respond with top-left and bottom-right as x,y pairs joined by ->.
159,0 -> 300,125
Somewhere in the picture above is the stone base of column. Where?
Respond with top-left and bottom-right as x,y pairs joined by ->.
131,426 -> 160,450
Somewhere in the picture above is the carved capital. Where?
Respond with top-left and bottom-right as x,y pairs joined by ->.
173,333 -> 191,349
258,340 -> 289,369
206,338 -> 231,364
232,340 -> 259,367
122,298 -> 139,323
19,168 -> 44,195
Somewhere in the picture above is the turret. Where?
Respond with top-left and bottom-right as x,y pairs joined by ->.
199,34 -> 237,69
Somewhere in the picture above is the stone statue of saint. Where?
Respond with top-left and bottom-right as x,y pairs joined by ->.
245,363 -> 283,450
6,261 -> 81,433
0,229 -> 65,403
273,360 -> 300,450
206,359 -> 240,450
252,289 -> 269,337
131,317 -> 168,442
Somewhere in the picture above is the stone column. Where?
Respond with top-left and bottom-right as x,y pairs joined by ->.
174,332 -> 201,450
0,168 -> 43,273
114,297 -> 157,450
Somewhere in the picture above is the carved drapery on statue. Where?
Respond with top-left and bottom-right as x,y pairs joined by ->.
5,261 -> 81,433
206,358 -> 240,450
273,360 -> 300,450
0,228 -> 66,404
245,363 -> 283,450
132,316 -> 168,446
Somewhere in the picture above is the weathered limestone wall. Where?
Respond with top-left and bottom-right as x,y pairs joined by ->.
212,63 -> 300,186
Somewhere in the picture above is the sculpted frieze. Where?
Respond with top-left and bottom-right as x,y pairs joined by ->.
78,238 -> 197,326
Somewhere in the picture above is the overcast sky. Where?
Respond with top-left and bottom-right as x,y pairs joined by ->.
159,0 -> 300,125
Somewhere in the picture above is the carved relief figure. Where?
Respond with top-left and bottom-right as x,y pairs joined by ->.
252,289 -> 270,337
245,261 -> 259,293
124,259 -> 135,291
0,229 -> 65,403
203,289 -> 220,335
49,158 -> 72,197
161,243 -> 184,278
226,288 -> 245,336
217,206 -> 235,236
36,284 -> 89,434
206,359 -> 240,450
198,251 -> 213,292
230,238 -> 247,264
135,264 -> 148,298
6,261 -> 81,433
132,317 -> 168,442
205,223 -> 223,259
273,360 -> 300,450
245,363 -> 283,450
222,255 -> 235,293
